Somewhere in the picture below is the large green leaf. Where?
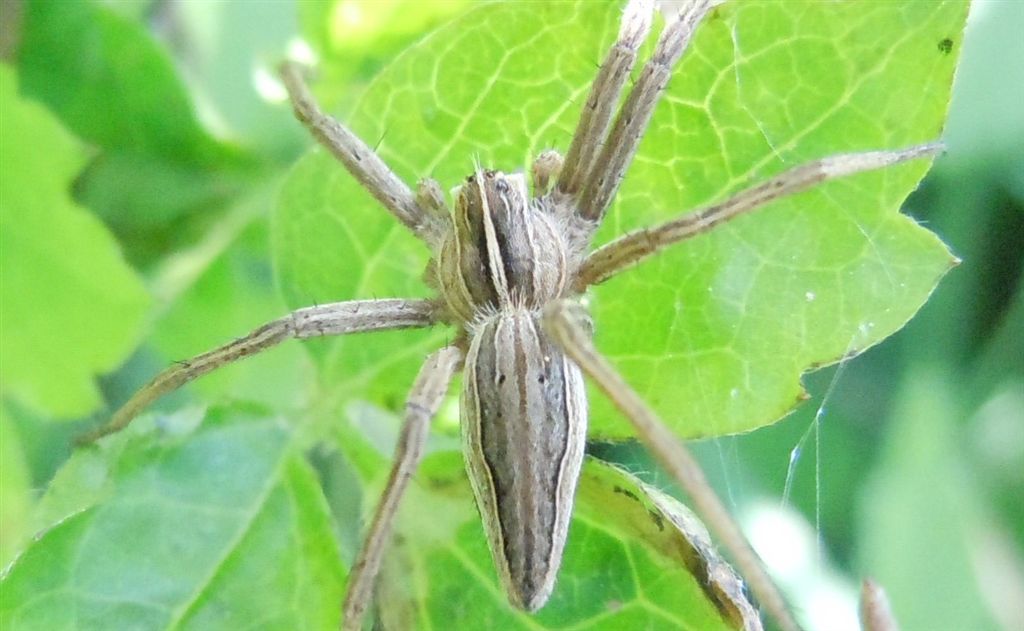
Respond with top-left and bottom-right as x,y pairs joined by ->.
0,408 -> 345,631
274,1 -> 966,439
590,1 -> 965,438
2,406 -> 758,630
0,66 -> 150,418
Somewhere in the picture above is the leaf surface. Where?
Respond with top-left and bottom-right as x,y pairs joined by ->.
589,1 -> 966,437
274,1 -> 967,439
0,67 -> 150,418
17,0 -> 256,267
298,0 -> 471,110
857,372 -> 998,630
0,408 -> 345,631
0,406 -> 32,567
18,1 -> 222,165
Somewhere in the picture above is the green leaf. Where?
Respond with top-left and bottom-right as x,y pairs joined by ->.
297,0 -> 471,110
0,406 -> 32,567
274,1 -> 966,439
377,453 -> 757,629
0,407 -> 345,631
170,1 -> 307,158
18,1 -> 222,165
301,0 -> 469,58
3,406 -> 754,630
0,66 -> 150,418
17,0 -> 257,267
590,1 -> 966,438
857,371 -> 998,630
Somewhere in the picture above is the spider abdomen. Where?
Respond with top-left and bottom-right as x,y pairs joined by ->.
461,308 -> 587,611
437,170 -> 568,321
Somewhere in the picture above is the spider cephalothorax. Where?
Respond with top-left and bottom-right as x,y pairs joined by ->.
437,170 -> 571,321
78,1 -> 942,629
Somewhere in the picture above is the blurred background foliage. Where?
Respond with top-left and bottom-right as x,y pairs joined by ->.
0,1 -> 1021,630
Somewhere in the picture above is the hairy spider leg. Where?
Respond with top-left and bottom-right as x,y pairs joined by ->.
342,346 -> 463,630
76,299 -> 438,444
576,0 -> 715,226
280,62 -> 448,243
576,143 -> 944,290
556,0 -> 654,199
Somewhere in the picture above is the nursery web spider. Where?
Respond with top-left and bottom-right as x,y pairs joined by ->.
78,1 -> 939,629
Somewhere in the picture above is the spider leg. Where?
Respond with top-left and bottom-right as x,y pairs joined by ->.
555,0 -> 654,199
860,579 -> 900,631
416,177 -> 449,218
577,0 -> 715,226
531,149 -> 565,197
576,142 -> 943,290
342,345 -> 463,631
542,300 -> 802,631
280,62 -> 442,243
76,299 -> 440,445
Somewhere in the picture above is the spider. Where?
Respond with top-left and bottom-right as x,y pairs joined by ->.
78,1 -> 938,629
